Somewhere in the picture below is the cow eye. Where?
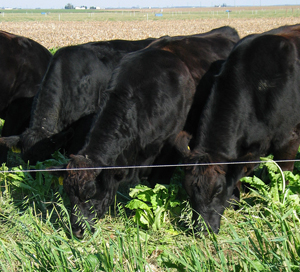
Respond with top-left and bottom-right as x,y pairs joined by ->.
213,183 -> 224,197
80,181 -> 96,200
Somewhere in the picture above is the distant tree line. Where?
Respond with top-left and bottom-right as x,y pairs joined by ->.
65,3 -> 74,9
65,3 -> 90,9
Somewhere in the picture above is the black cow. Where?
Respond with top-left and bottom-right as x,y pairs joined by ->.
142,27 -> 240,186
0,38 -> 155,164
0,31 -> 52,164
49,26 -> 239,238
176,24 -> 300,233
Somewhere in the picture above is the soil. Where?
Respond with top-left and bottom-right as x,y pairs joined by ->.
1,16 -> 300,49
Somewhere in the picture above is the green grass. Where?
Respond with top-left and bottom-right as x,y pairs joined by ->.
1,145 -> 300,271
0,7 -> 300,22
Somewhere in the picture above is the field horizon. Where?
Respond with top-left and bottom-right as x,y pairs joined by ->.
1,7 -> 300,49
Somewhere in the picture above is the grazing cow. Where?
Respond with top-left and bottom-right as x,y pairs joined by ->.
0,30 -> 52,164
144,27 -> 240,185
49,26 -> 240,238
175,24 -> 300,233
0,38 -> 155,164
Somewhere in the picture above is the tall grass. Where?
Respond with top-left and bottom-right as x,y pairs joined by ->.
1,148 -> 300,271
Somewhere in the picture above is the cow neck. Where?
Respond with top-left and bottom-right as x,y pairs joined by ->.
197,74 -> 247,163
80,90 -> 137,168
197,60 -> 271,165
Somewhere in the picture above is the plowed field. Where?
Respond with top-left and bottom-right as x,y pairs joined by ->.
1,16 -> 300,49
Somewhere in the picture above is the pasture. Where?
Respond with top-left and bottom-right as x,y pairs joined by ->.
1,8 -> 300,271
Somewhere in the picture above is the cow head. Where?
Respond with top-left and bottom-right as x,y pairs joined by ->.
49,154 -> 127,238
175,131 -> 243,233
0,128 -> 74,164
184,153 -> 228,233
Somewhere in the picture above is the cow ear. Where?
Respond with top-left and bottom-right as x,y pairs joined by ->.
174,131 -> 192,156
0,136 -> 21,151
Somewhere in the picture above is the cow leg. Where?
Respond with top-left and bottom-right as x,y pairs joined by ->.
0,145 -> 8,165
1,97 -> 33,137
0,98 -> 33,164
148,142 -> 181,188
66,113 -> 96,155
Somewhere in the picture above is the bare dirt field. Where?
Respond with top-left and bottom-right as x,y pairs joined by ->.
1,17 -> 300,49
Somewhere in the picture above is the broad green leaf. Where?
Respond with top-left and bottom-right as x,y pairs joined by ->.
136,191 -> 154,202
153,206 -> 166,230
285,172 -> 300,184
269,175 -> 280,201
134,209 -> 154,229
125,199 -> 151,211
153,184 -> 169,205
241,176 -> 269,195
152,183 -> 168,193
260,155 -> 274,161
286,194 -> 300,206
264,162 -> 279,173
126,182 -> 185,231
128,185 -> 153,202
150,194 -> 159,210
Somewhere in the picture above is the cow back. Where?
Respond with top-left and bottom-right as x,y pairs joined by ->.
0,30 -> 51,113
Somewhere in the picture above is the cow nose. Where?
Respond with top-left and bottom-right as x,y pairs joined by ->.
73,228 -> 84,239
